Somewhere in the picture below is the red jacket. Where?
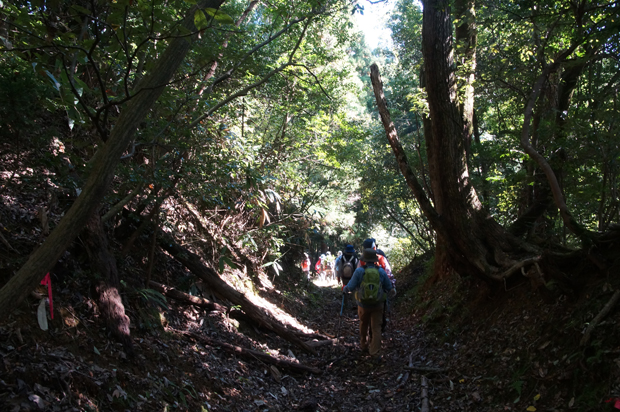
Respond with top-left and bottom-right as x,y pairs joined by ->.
359,255 -> 388,271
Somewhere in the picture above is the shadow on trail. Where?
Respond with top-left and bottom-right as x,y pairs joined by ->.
300,278 -> 427,411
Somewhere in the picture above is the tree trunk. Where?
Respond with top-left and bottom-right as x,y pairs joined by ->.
158,234 -> 316,354
83,213 -> 133,355
421,0 -> 536,277
454,0 -> 476,161
0,0 -> 225,320
371,1 -> 540,284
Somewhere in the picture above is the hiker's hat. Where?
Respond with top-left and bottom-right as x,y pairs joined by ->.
362,238 -> 376,249
361,248 -> 379,263
344,244 -> 355,254
320,254 -> 326,259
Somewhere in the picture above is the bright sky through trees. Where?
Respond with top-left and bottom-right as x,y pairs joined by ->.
354,0 -> 394,50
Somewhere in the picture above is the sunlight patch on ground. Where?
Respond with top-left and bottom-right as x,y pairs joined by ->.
239,273 -> 341,335
311,276 -> 340,288
243,291 -> 314,334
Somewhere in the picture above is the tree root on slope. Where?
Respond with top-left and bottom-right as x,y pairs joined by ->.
177,330 -> 321,375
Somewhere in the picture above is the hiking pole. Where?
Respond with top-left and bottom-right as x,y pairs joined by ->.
382,295 -> 389,332
333,293 -> 345,351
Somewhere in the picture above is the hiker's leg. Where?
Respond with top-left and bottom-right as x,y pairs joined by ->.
369,304 -> 384,356
358,306 -> 370,352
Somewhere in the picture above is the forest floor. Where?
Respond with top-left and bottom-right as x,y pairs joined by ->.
2,243 -> 620,412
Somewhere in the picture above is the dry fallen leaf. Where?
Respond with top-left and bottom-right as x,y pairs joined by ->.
37,299 -> 48,331
59,307 -> 79,328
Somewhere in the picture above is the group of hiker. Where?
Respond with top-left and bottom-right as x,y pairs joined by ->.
313,251 -> 337,281
302,238 -> 397,358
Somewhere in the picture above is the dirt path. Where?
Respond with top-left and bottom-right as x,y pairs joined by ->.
289,278 -> 493,412
0,272 -> 491,411
291,279 -> 430,411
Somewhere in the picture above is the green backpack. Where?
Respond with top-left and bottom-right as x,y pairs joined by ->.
356,266 -> 385,305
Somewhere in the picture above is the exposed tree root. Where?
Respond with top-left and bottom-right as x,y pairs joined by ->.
492,256 -> 542,281
580,289 -> 620,346
179,330 -> 322,375
148,280 -> 226,312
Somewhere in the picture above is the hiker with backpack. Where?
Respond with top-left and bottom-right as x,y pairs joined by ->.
335,244 -> 358,288
358,238 -> 396,294
342,248 -> 395,357
315,254 -> 326,280
376,248 -> 395,288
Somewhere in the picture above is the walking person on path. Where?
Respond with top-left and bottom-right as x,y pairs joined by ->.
335,244 -> 358,288
358,238 -> 396,291
343,248 -> 394,357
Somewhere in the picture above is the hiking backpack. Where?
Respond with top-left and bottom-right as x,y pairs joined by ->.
341,255 -> 357,281
355,266 -> 385,305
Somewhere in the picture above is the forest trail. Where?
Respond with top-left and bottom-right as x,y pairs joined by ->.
0,263 -> 473,412
303,278 -> 432,411
297,277 -> 477,412
1,258 -> 610,412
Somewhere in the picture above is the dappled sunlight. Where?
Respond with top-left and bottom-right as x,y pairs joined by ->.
243,292 -> 313,333
242,272 -> 315,334
311,276 -> 341,289
236,273 -> 342,335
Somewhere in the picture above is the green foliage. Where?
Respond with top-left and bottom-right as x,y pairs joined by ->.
0,58 -> 49,138
3,0 -> 619,301
136,288 -> 168,310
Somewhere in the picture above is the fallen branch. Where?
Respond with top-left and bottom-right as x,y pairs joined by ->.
304,339 -> 336,348
148,280 -> 225,312
421,375 -> 429,412
580,289 -> 620,346
159,234 -> 316,354
397,350 -> 416,389
101,183 -> 144,223
295,332 -> 332,341
0,230 -> 17,253
180,330 -> 321,374
404,365 -> 445,373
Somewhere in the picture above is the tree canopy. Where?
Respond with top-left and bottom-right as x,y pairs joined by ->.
1,0 -> 619,330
